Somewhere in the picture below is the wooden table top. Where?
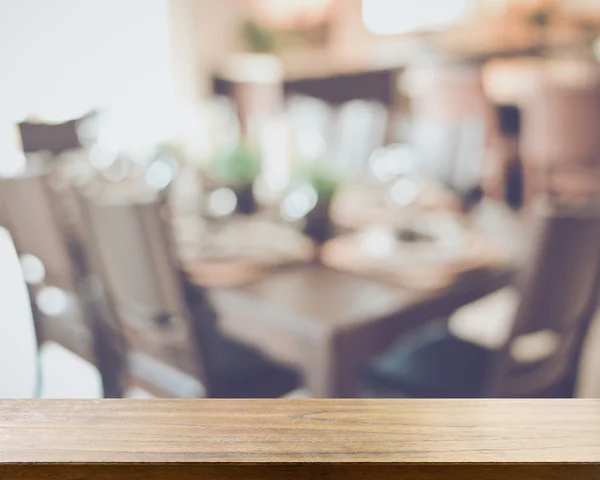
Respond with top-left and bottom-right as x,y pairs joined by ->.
230,262 -> 513,330
1,399 -> 599,464
237,264 -> 411,327
212,263 -> 513,397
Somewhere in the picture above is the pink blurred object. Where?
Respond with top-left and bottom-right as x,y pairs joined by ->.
522,61 -> 600,166
521,61 -> 600,200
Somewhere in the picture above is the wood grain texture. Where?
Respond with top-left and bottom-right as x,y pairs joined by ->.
1,399 -> 600,464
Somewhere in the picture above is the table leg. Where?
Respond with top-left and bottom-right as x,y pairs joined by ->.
302,332 -> 363,398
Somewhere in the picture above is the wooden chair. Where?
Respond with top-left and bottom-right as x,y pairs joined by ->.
0,167 -> 125,397
18,118 -> 82,156
76,186 -> 300,398
362,199 -> 600,397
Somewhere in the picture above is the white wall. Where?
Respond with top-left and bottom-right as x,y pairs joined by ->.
0,0 -> 174,122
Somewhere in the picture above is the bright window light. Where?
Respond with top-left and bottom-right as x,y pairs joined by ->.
362,0 -> 471,35
0,0 -> 174,123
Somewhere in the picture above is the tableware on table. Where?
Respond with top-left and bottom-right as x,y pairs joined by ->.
321,211 -> 508,290
173,215 -> 315,287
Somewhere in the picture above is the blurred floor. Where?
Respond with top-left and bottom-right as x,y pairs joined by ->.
0,224 -> 598,398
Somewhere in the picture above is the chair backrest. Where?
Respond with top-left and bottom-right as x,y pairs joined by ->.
18,119 -> 82,156
332,100 -> 389,175
486,201 -> 600,397
521,61 -> 600,167
409,63 -> 492,125
0,168 -> 77,292
521,63 -> 600,201
411,116 -> 487,193
76,187 -> 211,394
409,64 -> 492,193
285,95 -> 335,163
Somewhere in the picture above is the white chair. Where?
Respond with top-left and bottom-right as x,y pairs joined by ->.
0,166 -> 124,397
0,227 -> 38,398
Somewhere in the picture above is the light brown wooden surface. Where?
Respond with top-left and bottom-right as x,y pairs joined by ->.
2,399 -> 600,479
1,399 -> 600,464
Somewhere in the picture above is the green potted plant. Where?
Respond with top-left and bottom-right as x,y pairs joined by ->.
241,19 -> 278,54
212,138 -> 261,214
296,163 -> 341,244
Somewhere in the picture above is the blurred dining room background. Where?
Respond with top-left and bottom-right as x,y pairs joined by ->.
2,0 -> 600,399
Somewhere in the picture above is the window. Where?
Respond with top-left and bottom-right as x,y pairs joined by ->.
362,0 -> 472,35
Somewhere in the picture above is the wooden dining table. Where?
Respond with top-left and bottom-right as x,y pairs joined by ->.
173,171 -> 523,398
209,261 -> 514,397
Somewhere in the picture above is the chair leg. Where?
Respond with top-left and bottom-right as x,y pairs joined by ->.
93,324 -> 126,398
